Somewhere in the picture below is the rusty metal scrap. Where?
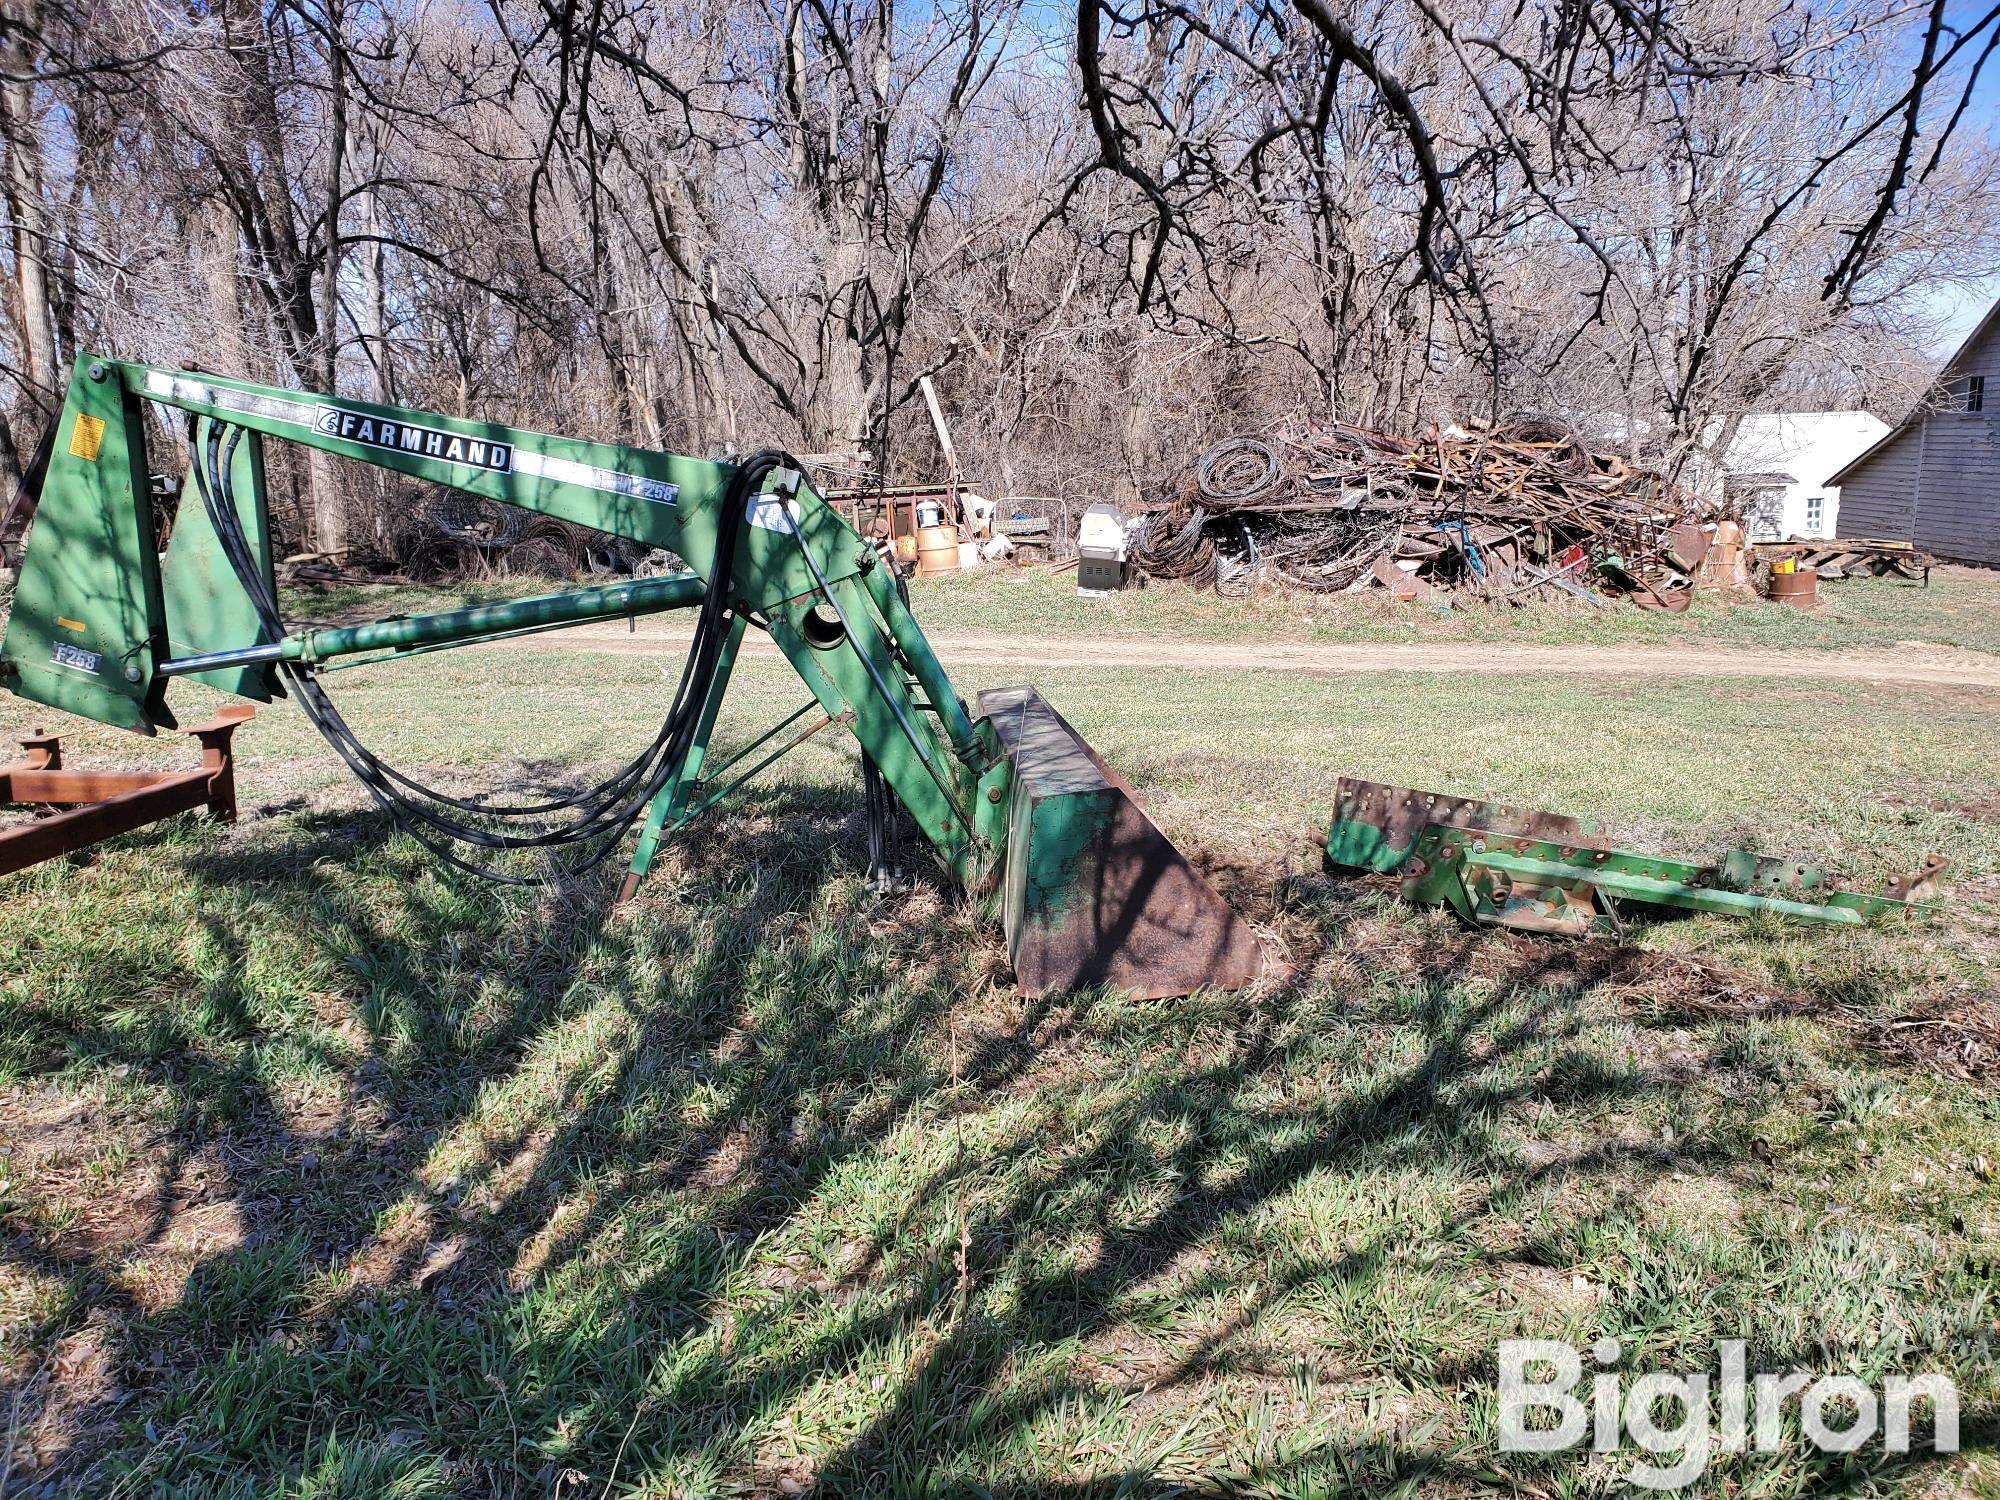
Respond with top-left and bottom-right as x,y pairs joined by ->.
1132,418 -> 1703,605
0,708 -> 252,877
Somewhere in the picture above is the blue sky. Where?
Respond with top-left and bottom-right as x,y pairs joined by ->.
1929,280 -> 1998,355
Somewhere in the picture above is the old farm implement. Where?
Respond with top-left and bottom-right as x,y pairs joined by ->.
0,707 -> 251,878
1325,777 -> 1946,936
0,357 -> 1264,999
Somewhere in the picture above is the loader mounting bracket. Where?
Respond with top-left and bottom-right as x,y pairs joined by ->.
1325,776 -> 1945,936
0,708 -> 252,877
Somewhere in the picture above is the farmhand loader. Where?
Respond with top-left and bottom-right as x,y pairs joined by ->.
0,356 -> 1267,999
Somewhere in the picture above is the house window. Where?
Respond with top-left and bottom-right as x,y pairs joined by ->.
1805,495 -> 1825,532
1967,375 -> 1986,412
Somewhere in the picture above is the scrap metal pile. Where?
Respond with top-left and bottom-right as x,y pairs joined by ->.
1132,419 -> 1706,607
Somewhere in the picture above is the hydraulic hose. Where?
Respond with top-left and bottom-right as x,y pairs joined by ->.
189,416 -> 795,885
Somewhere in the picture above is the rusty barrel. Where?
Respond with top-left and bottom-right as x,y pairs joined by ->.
916,523 -> 961,576
1768,568 -> 1819,608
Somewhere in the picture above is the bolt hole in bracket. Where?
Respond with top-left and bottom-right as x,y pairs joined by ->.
799,605 -> 846,650
1324,775 -> 1946,937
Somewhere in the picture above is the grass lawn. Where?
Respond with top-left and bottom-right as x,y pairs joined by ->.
2,634 -> 1998,1494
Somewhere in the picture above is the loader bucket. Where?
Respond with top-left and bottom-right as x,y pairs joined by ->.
977,687 -> 1267,999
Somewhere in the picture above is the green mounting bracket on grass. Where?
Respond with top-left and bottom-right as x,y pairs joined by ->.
1325,776 -> 1948,935
0,355 -> 1267,999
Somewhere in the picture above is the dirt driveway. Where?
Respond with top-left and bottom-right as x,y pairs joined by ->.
492,619 -> 2000,688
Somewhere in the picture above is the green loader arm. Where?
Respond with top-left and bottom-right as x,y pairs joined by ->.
2,355 -> 986,880
1,355 -> 1267,998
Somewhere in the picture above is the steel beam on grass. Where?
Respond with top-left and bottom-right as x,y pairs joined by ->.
0,708 -> 252,877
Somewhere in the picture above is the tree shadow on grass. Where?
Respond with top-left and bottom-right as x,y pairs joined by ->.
0,807 -> 1989,1497
1,800 -> 643,1490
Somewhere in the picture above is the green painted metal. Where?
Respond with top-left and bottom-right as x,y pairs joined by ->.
287,573 -> 705,666
1322,812 -> 1403,877
763,580 -> 980,886
1,359 -> 165,732
1326,775 -> 1945,934
970,722 -> 1013,885
2,354 -> 1274,998
677,710 -> 842,823
160,422 -> 278,701
1430,842 -> 1871,927
2,354 -> 983,889
625,614 -> 748,891
859,561 -> 979,762
102,360 -> 863,611
1323,775 -> 1608,877
977,686 -> 1266,998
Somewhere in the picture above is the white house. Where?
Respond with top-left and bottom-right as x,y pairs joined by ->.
1712,412 -> 1891,542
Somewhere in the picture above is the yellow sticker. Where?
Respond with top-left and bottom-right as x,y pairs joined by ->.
54,616 -> 87,633
69,412 -> 106,461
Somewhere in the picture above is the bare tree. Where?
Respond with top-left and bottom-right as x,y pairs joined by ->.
0,0 -> 1994,561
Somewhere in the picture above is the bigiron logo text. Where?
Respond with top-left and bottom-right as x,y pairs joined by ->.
314,406 -> 512,473
1499,1339 -> 1959,1489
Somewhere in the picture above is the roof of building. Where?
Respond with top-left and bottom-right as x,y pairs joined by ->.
1717,411 -> 1890,491
1830,295 -> 2000,485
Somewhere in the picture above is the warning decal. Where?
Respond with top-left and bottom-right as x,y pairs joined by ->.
69,413 -> 106,462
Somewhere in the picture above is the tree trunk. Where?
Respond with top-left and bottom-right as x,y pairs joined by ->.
0,0 -> 58,403
364,191 -> 391,404
311,0 -> 349,555
1113,327 -> 1149,507
205,198 -> 249,374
